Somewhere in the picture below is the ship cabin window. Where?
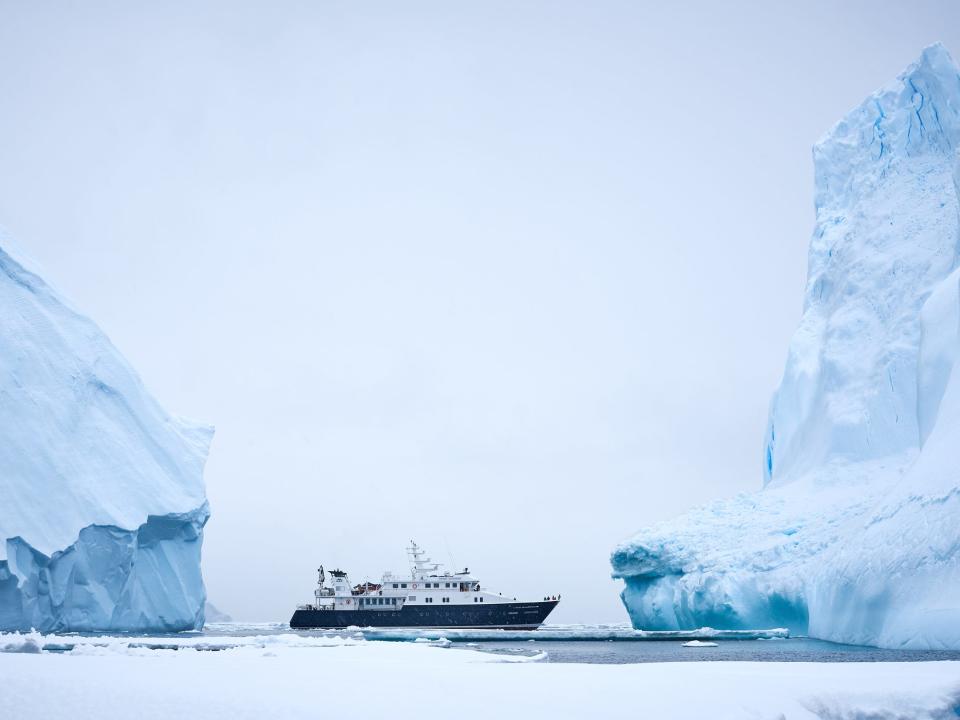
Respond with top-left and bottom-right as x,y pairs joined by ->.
401,583 -> 407,589
442,597 -> 449,603
473,597 -> 478,603
408,596 -> 416,601
392,583 -> 398,588
480,597 -> 484,602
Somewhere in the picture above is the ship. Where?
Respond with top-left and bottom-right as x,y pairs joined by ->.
289,541 -> 560,629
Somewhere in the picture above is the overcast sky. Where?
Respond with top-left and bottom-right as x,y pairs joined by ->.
1,1 -> 958,623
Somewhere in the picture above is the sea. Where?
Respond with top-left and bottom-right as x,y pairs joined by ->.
188,623 -> 960,664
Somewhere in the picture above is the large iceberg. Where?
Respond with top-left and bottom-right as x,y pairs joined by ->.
611,43 -> 960,649
0,241 -> 211,632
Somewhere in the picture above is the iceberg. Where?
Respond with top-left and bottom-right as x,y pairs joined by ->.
204,601 -> 233,624
612,43 -> 960,649
0,241 -> 211,632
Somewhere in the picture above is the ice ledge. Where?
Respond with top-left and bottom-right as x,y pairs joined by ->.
0,503 -> 209,632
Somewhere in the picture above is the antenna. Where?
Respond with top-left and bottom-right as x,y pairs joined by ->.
443,536 -> 457,575
406,540 -> 440,579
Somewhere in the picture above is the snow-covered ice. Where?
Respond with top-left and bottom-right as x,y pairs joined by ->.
0,241 -> 212,632
3,631 -> 959,720
612,43 -> 960,649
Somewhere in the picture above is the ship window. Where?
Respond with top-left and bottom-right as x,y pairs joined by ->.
393,584 -> 398,588
409,596 -> 416,601
401,583 -> 407,588
473,597 -> 478,603
480,597 -> 484,602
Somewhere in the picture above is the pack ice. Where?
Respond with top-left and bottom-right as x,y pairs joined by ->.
0,243 -> 211,632
611,43 -> 960,649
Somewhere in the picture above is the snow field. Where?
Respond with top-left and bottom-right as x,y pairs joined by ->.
3,638 -> 959,720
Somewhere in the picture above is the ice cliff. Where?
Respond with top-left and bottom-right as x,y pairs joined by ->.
0,242 -> 212,632
611,43 -> 960,649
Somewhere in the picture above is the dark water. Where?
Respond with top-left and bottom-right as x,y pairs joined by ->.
202,624 -> 960,664
31,624 -> 959,664
459,637 -> 960,664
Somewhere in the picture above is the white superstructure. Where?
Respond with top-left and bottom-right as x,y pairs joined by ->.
301,541 -> 539,613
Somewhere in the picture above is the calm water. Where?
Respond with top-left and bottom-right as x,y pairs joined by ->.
198,624 -> 960,664
457,638 -> 960,664
27,624 -> 958,664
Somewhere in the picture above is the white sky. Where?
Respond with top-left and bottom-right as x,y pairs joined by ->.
1,1 -> 958,623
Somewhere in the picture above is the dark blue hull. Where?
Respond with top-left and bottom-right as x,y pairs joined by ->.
290,600 -> 558,629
